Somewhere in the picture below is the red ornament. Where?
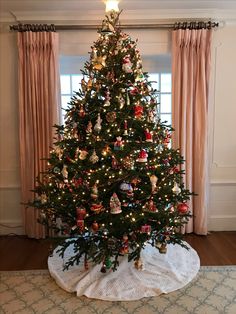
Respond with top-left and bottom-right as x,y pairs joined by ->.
91,203 -> 104,213
137,149 -> 148,163
76,207 -> 86,220
134,103 -> 143,119
177,203 -> 189,214
144,129 -> 153,142
141,224 -> 151,233
91,221 -> 99,232
76,219 -> 84,231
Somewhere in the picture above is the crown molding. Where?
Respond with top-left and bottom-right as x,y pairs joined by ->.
1,8 -> 236,25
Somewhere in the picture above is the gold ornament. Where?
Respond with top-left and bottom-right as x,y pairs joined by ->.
106,111 -> 116,122
93,56 -> 106,70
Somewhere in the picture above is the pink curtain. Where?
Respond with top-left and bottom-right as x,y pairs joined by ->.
172,28 -> 212,234
17,31 -> 60,238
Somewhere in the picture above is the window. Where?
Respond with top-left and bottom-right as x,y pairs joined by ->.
60,73 -> 171,125
60,74 -> 83,124
149,73 -> 172,125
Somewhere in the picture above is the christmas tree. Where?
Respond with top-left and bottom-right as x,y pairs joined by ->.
30,9 -> 192,272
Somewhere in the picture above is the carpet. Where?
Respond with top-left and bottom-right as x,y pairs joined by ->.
0,266 -> 236,314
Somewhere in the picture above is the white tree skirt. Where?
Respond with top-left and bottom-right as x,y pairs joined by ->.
48,241 -> 200,301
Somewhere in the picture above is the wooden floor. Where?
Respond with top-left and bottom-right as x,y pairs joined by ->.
0,231 -> 236,271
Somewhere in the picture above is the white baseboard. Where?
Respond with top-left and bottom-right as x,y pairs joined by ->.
208,215 -> 236,231
0,220 -> 24,235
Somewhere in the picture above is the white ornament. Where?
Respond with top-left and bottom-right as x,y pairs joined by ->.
89,150 -> 99,164
149,175 -> 158,193
172,182 -> 181,195
79,149 -> 88,160
40,193 -> 47,204
61,165 -> 68,179
94,113 -> 102,133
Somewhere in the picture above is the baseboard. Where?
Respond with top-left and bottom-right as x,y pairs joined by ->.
208,215 -> 236,231
0,220 -> 24,235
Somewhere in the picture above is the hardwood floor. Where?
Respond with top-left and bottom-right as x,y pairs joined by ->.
0,232 -> 235,271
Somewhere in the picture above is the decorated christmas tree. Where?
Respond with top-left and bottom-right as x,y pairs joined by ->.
30,8 -> 192,272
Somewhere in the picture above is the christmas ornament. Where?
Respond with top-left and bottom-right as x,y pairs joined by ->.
86,121 -> 93,133
172,182 -> 181,195
118,94 -> 125,109
76,207 -> 86,231
100,18 -> 114,34
122,55 -> 132,73
123,120 -> 128,136
114,136 -> 124,150
104,257 -> 112,269
137,149 -> 148,162
110,193 -> 122,214
134,103 -> 143,119
145,128 -> 153,142
106,111 -> 116,123
55,146 -> 63,160
94,113 -> 102,133
91,221 -> 99,232
78,149 -> 88,160
40,193 -> 47,204
102,145 -> 111,156
120,182 -> 134,198
111,156 -> 119,169
72,122 -> 78,138
120,234 -> 129,254
126,91 -> 130,105
91,203 -> 104,213
79,105 -> 86,118
159,243 -> 167,254
61,165 -> 68,179
131,177 -> 141,186
104,89 -> 111,107
144,199 -> 157,212
89,150 -> 99,163
91,184 -> 98,199
149,174 -> 158,193
93,56 -> 106,70
135,69 -> 144,82
141,224 -> 151,233
123,156 -> 134,170
53,167 -> 60,174
134,258 -> 144,270
147,109 -> 155,123
177,203 -> 189,214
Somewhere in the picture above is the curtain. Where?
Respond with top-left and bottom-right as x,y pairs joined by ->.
17,31 -> 60,238
172,28 -> 212,234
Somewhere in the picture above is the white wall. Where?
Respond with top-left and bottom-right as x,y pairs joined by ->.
0,27 -> 22,234
0,24 -> 235,235
208,26 -> 236,230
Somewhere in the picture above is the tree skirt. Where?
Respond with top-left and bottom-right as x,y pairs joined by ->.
48,241 -> 200,301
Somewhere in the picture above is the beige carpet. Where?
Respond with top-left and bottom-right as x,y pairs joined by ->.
0,266 -> 236,314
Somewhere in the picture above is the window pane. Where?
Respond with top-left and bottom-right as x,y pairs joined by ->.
160,114 -> 172,125
60,75 -> 71,94
61,95 -> 71,109
149,73 -> 159,91
161,74 -> 171,92
160,94 -> 171,113
72,74 -> 83,92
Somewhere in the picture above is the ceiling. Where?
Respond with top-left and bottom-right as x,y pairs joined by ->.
1,0 -> 236,24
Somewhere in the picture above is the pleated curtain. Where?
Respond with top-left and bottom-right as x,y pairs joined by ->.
17,31 -> 60,238
172,28 -> 212,234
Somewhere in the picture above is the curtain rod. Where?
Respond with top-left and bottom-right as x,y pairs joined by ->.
9,21 -> 219,32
